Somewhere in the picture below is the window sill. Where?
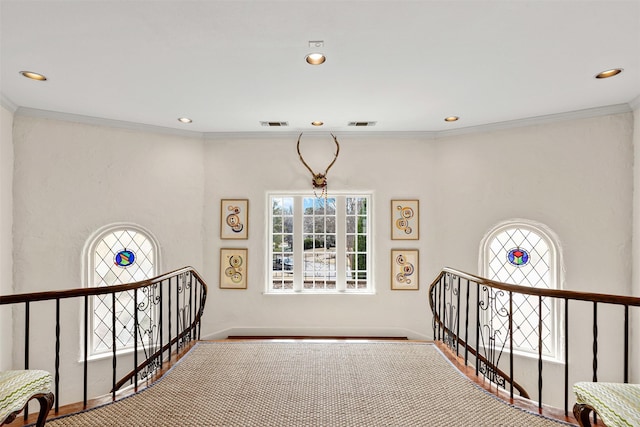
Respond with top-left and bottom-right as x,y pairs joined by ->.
478,346 -> 564,365
80,346 -> 146,364
263,290 -> 376,296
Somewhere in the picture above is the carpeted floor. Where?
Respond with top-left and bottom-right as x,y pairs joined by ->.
44,341 -> 574,426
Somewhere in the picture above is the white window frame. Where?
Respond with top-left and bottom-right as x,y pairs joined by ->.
479,219 -> 564,361
266,192 -> 374,294
82,223 -> 161,359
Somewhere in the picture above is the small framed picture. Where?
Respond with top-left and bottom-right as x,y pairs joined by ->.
391,199 -> 419,240
391,249 -> 419,290
221,199 -> 248,239
220,248 -> 248,289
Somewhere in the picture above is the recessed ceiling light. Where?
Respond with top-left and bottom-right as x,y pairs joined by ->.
311,121 -> 324,126
305,53 -> 326,65
178,117 -> 192,123
444,116 -> 459,122
20,71 -> 47,81
595,68 -> 623,79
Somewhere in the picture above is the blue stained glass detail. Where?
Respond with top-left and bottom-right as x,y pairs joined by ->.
115,250 -> 136,268
507,247 -> 529,267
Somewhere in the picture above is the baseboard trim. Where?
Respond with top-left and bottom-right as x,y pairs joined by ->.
226,335 -> 409,340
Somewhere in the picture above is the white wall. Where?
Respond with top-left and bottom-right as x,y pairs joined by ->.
7,110 -> 635,407
632,105 -> 640,382
202,135 -> 437,340
11,115 -> 204,402
0,105 -> 14,370
432,113 -> 634,405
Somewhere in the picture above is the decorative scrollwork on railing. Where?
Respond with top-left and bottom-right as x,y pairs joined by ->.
136,350 -> 162,381
477,285 -> 510,389
478,359 -> 507,388
134,282 -> 162,382
440,273 -> 460,351
112,268 -> 207,393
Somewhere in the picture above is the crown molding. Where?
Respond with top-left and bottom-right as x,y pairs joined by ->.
0,94 -> 18,113
9,102 -> 633,141
203,130 -> 439,140
14,107 -> 204,139
435,103 -> 632,139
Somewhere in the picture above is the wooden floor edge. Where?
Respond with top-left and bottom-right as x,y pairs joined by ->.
8,342 -> 198,426
432,341 -> 581,426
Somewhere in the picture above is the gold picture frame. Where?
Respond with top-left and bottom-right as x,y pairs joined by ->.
391,249 -> 419,290
391,199 -> 419,240
220,248 -> 248,289
220,199 -> 248,239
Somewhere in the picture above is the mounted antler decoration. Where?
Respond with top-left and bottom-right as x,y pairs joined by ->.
296,132 -> 340,197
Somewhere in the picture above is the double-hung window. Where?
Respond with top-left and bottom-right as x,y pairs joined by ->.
268,193 -> 372,293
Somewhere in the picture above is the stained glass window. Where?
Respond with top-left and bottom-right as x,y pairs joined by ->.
85,224 -> 159,356
114,249 -> 136,268
507,247 -> 530,267
481,221 -> 561,359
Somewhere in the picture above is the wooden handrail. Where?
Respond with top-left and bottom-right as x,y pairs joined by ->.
429,267 -> 640,307
0,266 -> 207,304
428,267 -> 640,419
0,266 -> 208,419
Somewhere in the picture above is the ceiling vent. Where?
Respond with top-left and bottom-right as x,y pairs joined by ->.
260,121 -> 289,127
348,121 -> 377,127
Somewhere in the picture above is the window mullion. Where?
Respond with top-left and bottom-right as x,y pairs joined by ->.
293,197 -> 303,292
335,196 -> 346,292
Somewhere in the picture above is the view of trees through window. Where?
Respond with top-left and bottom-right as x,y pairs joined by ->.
270,194 -> 370,292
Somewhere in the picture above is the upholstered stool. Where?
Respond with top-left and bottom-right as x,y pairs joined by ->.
0,370 -> 54,426
573,381 -> 640,427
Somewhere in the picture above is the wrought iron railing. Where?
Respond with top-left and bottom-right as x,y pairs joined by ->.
0,266 -> 207,421
429,267 -> 640,418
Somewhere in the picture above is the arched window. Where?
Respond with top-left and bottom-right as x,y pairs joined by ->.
479,219 -> 563,359
84,224 -> 160,357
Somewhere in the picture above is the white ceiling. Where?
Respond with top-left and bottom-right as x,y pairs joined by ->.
1,0 -> 639,136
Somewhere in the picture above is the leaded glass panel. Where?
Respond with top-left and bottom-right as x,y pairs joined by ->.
485,226 -> 555,356
90,227 -> 157,355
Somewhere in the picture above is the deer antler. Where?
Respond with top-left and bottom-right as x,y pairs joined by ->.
296,133 -> 316,177
296,133 -> 340,190
324,134 -> 340,175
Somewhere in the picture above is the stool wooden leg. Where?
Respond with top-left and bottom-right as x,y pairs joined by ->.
34,392 -> 54,427
573,403 -> 595,427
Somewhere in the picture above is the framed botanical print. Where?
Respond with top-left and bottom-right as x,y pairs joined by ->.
221,199 -> 248,239
391,199 -> 419,240
391,249 -> 419,290
220,248 -> 247,289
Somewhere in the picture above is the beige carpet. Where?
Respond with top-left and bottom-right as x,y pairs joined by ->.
44,342 -> 573,426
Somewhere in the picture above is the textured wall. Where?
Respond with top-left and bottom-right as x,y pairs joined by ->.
632,106 -> 640,382
202,135 -> 437,340
0,105 -> 14,370
11,115 -> 204,402
8,110 -> 635,407
432,112 -> 634,405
